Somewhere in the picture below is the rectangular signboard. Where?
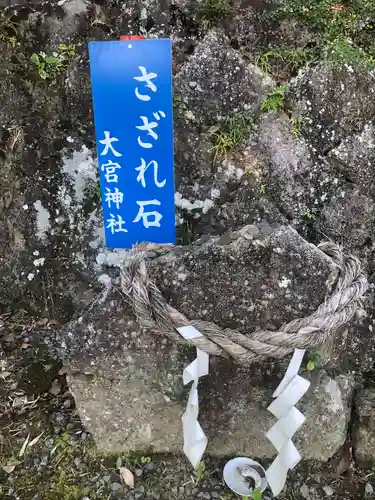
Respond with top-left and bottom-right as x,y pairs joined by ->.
89,39 -> 175,248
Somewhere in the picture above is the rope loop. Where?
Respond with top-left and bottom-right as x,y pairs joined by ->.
120,242 -> 368,366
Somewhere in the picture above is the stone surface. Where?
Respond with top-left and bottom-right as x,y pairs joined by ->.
148,224 -> 337,334
355,388 -> 375,466
316,185 -> 375,260
66,224 -> 352,460
323,486 -> 334,496
174,29 -> 274,126
330,123 -> 375,199
193,164 -> 286,240
328,316 -> 375,374
291,64 -> 375,153
67,318 -> 353,460
296,372 -> 354,461
256,112 -> 332,219
365,483 -> 374,496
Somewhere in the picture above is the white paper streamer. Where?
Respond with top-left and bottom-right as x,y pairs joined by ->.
177,326 -> 209,470
265,348 -> 310,497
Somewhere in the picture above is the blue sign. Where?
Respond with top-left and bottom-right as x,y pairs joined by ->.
89,39 -> 175,248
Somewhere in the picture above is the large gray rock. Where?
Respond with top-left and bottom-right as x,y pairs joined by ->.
172,29 -> 276,238
355,389 -> 375,466
69,353 -> 354,461
148,224 -> 336,333
65,224 -> 354,460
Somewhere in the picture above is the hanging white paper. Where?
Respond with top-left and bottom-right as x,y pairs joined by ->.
265,348 -> 310,497
268,375 -> 310,419
266,440 -> 301,496
177,325 -> 209,470
273,349 -> 307,398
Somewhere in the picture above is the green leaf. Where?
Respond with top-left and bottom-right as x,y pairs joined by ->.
307,360 -> 315,371
30,53 -> 39,65
45,56 -> 58,64
251,490 -> 262,500
39,69 -> 48,80
197,461 -> 205,474
195,460 -> 206,484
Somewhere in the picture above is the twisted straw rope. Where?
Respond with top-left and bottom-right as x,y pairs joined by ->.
120,241 -> 368,366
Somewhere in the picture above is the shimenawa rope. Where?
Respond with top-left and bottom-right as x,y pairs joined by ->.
120,241 -> 368,366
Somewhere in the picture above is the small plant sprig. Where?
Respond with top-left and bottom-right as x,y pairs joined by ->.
194,460 -> 206,485
254,46 -> 316,76
325,37 -> 375,70
268,0 -> 375,72
31,44 -> 76,84
254,51 -> 273,74
290,116 -> 304,138
197,0 -> 231,28
210,112 -> 256,159
259,183 -> 266,195
261,85 -> 289,114
306,352 -> 324,371
300,208 -> 318,221
220,485 -> 263,498
173,93 -> 187,114
0,13 -> 20,48
236,490 -> 262,500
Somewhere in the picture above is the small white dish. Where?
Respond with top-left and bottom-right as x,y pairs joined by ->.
223,457 -> 268,496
